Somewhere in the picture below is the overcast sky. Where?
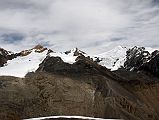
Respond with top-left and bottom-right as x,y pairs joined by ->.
0,0 -> 159,54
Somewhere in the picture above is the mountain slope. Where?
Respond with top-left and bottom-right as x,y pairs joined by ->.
0,53 -> 159,120
0,45 -> 159,120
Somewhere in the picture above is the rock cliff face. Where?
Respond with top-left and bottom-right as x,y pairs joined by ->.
124,46 -> 159,78
0,48 -> 20,67
0,46 -> 159,120
124,46 -> 150,71
139,50 -> 159,77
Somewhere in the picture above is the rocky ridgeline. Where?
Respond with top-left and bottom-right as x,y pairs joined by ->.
37,55 -> 97,75
1,45 -> 159,78
124,46 -> 150,71
65,48 -> 86,56
0,45 -> 50,67
0,48 -> 20,67
20,45 -> 48,56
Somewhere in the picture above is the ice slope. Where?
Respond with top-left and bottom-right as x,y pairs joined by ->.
93,46 -> 128,71
50,51 -> 78,64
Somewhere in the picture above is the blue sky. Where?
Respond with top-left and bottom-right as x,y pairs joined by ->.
0,0 -> 159,54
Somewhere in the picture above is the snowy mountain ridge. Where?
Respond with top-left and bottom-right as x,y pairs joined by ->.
0,45 -> 86,77
0,45 -> 156,77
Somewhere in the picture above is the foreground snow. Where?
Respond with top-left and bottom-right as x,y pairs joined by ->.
24,116 -> 122,120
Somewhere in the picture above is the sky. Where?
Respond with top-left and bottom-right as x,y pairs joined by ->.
0,0 -> 159,54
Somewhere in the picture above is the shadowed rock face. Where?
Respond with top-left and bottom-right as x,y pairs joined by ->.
37,55 -> 100,75
64,48 -> 86,56
124,46 -> 150,71
124,47 -> 159,78
0,53 -> 159,120
139,50 -> 159,77
0,48 -> 20,67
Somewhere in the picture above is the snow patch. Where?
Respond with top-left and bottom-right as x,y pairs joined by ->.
50,52 -> 78,64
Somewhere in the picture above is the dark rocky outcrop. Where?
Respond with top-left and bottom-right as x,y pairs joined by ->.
139,50 -> 159,77
124,46 -> 159,78
19,44 -> 48,56
37,55 -> 99,75
65,48 -> 86,56
124,46 -> 150,71
0,48 -> 20,67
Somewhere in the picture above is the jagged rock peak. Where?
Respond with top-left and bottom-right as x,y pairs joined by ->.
139,50 -> 159,77
124,46 -> 151,71
0,48 -> 14,56
124,46 -> 159,77
65,48 -> 86,56
33,44 -> 48,53
33,44 -> 45,49
0,48 -> 20,67
19,44 -> 49,56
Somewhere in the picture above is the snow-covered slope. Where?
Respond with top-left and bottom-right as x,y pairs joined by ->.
49,47 -> 87,64
0,50 -> 48,77
0,47 -> 83,77
50,52 -> 77,64
93,46 -> 128,71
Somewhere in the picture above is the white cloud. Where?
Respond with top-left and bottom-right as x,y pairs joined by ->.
0,0 -> 159,54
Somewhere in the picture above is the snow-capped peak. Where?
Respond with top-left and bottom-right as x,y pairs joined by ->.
48,48 -> 87,64
0,45 -> 157,78
0,47 -> 48,77
19,44 -> 48,56
64,48 -> 86,56
0,45 -> 49,77
0,46 -> 86,77
93,46 -> 128,71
